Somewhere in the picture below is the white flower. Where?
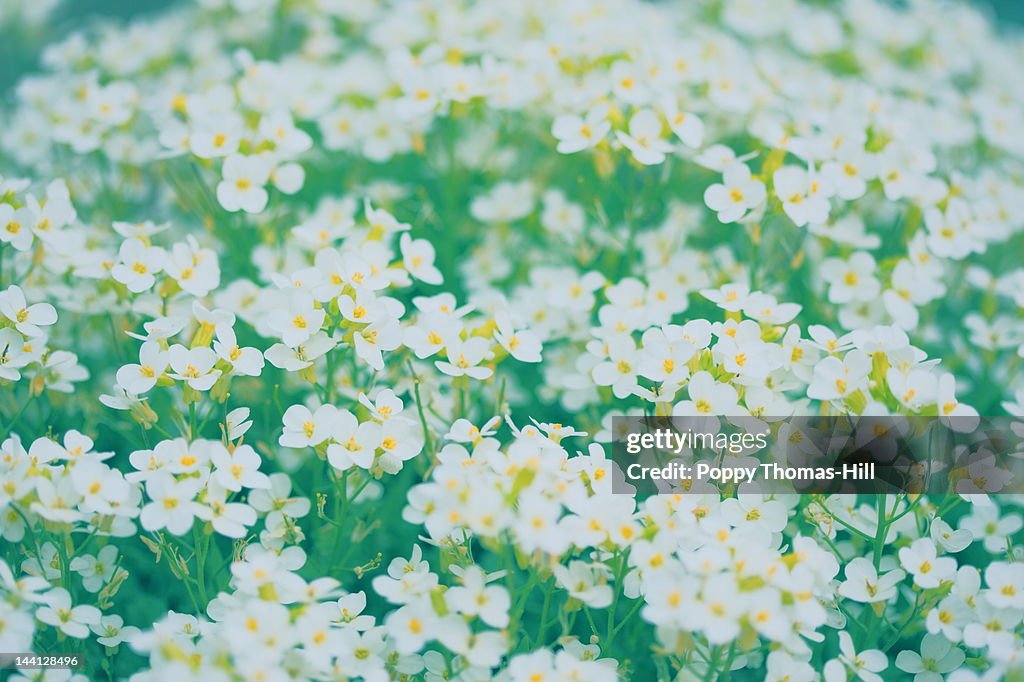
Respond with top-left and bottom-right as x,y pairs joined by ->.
335,592 -> 374,629
139,473 -> 203,535
69,459 -> 130,514
984,562 -> 1024,610
399,233 -> 442,285
955,447 -> 1013,495
807,350 -> 870,402
701,282 -> 752,313
886,367 -> 937,412
591,335 -> 640,399
378,418 -> 424,468
0,285 -> 57,337
661,98 -> 704,148
494,312 -> 542,363
166,344 -> 221,391
35,588 -> 101,639
195,481 -> 257,538
353,319 -> 402,371
211,443 -> 270,492
249,472 -> 310,521
216,154 -> 272,214
824,631 -> 887,682
673,371 -> 741,415
936,373 -> 979,431
895,634 -> 966,682
704,163 -> 766,223
553,561 -> 613,608
267,291 -> 325,348
326,410 -> 380,471
838,557 -> 905,603
0,203 -> 35,251
822,149 -> 876,201
213,327 -> 264,377
773,165 -> 834,226
189,113 -> 243,158
115,341 -> 168,395
445,566 -> 510,628
822,252 -> 880,304
697,574 -> 747,644
280,404 -> 338,448
111,238 -> 166,293
404,314 -> 456,359
258,109 -> 312,153
358,389 -> 404,421
165,240 -> 220,297
69,545 -> 120,593
470,181 -> 535,223
616,108 -> 674,165
959,504 -> 1022,554
551,104 -> 611,154
899,538 -> 956,589
224,407 -> 253,440
384,603 -> 437,654
436,337 -> 493,380
126,315 -> 187,342
264,332 -> 334,371
91,614 -> 141,648
930,518 -> 972,553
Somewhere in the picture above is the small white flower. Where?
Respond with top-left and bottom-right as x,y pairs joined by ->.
111,238 -> 165,293
326,410 -> 380,471
551,104 -> 611,154
807,350 -> 870,402
139,473 -> 203,535
704,163 -> 766,223
216,154 -> 272,214
36,588 -> 101,639
399,233 -> 442,285
616,108 -> 674,165
211,443 -> 270,492
895,634 -> 965,682
0,203 -> 35,251
166,344 -> 221,391
267,291 -> 325,348
824,631 -> 887,682
445,565 -> 510,628
773,165 -> 834,227
838,557 -> 905,603
0,285 -> 57,337
494,312 -> 542,363
984,562 -> 1024,610
899,538 -> 956,589
553,561 -> 613,608
822,252 -> 880,304
115,341 -> 168,395
436,337 -> 493,380
280,403 -> 338,448
69,545 -> 120,593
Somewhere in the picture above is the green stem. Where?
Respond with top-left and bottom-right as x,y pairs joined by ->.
193,525 -> 209,604
583,606 -> 600,638
608,597 -> 644,639
407,361 -> 434,457
533,578 -> 555,647
702,645 -> 721,682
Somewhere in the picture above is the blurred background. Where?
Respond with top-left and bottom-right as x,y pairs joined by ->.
1,0 -> 1023,100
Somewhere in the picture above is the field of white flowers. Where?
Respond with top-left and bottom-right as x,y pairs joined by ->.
1,0 -> 1023,679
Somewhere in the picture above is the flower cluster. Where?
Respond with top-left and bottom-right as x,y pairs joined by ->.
1,0 -> 1023,680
